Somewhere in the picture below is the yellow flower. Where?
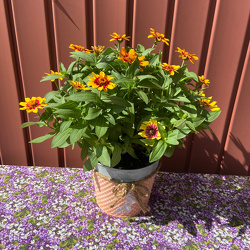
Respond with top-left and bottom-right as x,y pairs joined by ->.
87,71 -> 115,92
44,70 -> 63,82
161,63 -> 180,75
70,81 -> 90,91
19,97 -> 47,113
199,93 -> 220,111
69,44 -> 91,53
118,47 -> 149,67
110,32 -> 130,42
148,28 -> 169,45
199,75 -> 210,86
91,45 -> 105,54
176,47 -> 198,63
139,119 -> 161,140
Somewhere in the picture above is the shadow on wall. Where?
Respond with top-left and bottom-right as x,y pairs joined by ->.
161,130 -> 250,176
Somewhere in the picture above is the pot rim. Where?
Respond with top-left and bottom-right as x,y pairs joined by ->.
94,160 -> 159,182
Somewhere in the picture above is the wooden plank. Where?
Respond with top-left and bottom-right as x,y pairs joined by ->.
132,0 -> 170,55
0,0 -> 28,166
93,0 -> 127,47
52,0 -> 89,168
188,0 -> 250,173
11,0 -> 59,167
161,0 -> 211,172
221,42 -> 250,175
52,0 -> 88,65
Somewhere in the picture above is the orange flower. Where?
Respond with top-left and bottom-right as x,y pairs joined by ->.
110,33 -> 130,42
70,81 -> 90,91
69,44 -> 91,53
148,28 -> 169,45
199,93 -> 220,111
176,47 -> 198,63
91,45 -> 105,54
161,63 -> 180,75
118,47 -> 149,67
199,75 -> 210,86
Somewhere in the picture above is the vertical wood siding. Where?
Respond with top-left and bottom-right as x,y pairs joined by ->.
1,0 -> 249,175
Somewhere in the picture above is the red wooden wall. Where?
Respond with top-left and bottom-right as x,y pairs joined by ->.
0,0 -> 249,175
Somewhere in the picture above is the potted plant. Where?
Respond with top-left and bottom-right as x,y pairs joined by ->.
19,28 -> 221,217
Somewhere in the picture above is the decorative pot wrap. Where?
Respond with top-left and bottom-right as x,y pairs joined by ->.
92,160 -> 160,217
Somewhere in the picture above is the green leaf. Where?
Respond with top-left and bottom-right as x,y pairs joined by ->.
67,61 -> 77,74
67,91 -> 100,103
51,128 -> 71,148
95,145 -> 110,167
206,110 -> 221,123
30,132 -> 55,143
192,117 -> 206,127
84,108 -> 102,120
96,62 -> 108,70
149,53 -> 161,66
164,145 -> 175,157
60,121 -> 72,132
70,128 -> 87,144
137,75 -> 157,82
40,74 -> 64,82
172,119 -> 186,129
171,96 -> 191,103
55,101 -> 78,109
54,109 -> 81,119
101,47 -> 115,56
80,141 -> 89,161
70,51 -> 95,62
166,130 -> 179,145
127,57 -> 140,78
158,123 -> 167,140
21,122 -> 44,129
136,90 -> 148,104
59,62 -> 66,72
102,96 -> 131,107
149,140 -> 167,162
83,153 -> 98,171
111,144 -> 122,167
104,114 -> 116,125
44,91 -> 60,102
95,117 -> 109,138
186,121 -> 196,131
138,79 -> 163,90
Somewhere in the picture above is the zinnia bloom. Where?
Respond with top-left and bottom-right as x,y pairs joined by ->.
118,47 -> 149,67
70,81 -> 90,91
161,63 -> 180,75
44,70 -> 63,82
110,32 -> 130,42
19,97 -> 47,113
139,119 -> 161,140
87,71 -> 115,92
91,45 -> 105,54
69,44 -> 91,53
199,75 -> 210,86
176,47 -> 198,64
148,28 -> 169,45
199,93 -> 220,111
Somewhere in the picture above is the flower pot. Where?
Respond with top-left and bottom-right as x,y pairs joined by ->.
92,160 -> 159,217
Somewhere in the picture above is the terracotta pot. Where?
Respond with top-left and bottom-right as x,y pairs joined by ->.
92,160 -> 159,217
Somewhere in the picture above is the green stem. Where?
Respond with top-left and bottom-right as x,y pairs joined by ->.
37,112 -> 55,130
54,80 -> 60,90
